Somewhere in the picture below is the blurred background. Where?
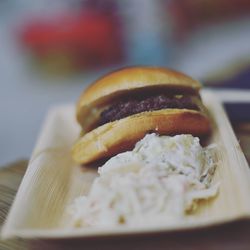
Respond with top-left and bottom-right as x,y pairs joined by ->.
0,0 -> 250,166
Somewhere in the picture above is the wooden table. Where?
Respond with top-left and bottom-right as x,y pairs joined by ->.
1,123 -> 250,250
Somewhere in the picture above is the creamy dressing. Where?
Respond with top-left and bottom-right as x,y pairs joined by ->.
68,134 -> 218,228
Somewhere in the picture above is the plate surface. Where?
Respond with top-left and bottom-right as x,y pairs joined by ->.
2,90 -> 250,239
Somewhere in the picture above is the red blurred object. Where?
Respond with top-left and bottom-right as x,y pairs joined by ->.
167,0 -> 250,39
20,8 -> 124,72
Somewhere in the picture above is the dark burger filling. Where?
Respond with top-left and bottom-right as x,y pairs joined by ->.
99,94 -> 199,126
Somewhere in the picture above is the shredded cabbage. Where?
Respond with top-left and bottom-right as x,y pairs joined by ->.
68,134 -> 218,227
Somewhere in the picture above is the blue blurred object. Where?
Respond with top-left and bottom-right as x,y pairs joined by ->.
224,103 -> 250,122
207,66 -> 250,89
215,89 -> 250,122
205,62 -> 250,122
121,0 -> 171,65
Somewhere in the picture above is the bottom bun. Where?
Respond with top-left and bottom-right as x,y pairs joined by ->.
72,109 -> 211,164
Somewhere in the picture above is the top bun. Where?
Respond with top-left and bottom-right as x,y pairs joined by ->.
76,67 -> 201,128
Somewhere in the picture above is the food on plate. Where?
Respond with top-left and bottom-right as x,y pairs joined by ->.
72,66 -> 211,164
68,133 -> 218,227
69,67 -> 218,228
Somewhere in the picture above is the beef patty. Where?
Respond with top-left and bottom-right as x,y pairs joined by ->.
100,95 -> 199,125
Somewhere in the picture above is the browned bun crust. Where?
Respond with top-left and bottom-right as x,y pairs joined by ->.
76,67 -> 201,128
72,109 -> 210,165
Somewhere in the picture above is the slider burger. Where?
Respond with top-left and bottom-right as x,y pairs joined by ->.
72,66 -> 210,164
